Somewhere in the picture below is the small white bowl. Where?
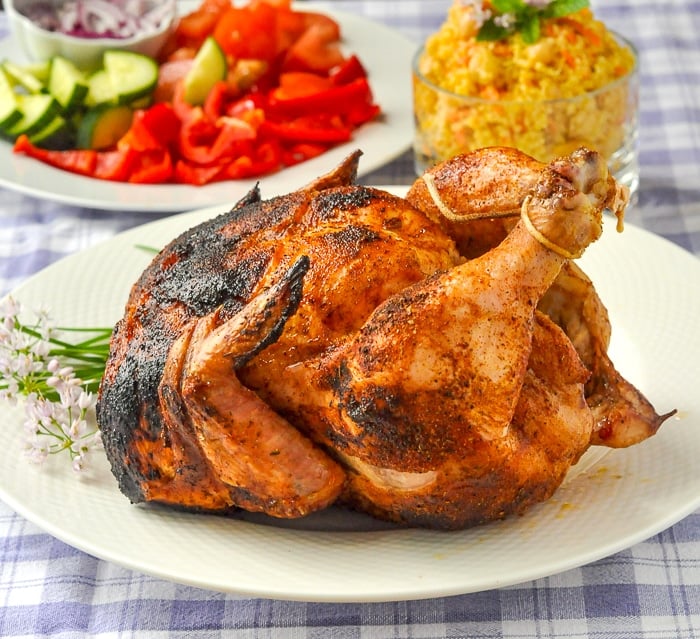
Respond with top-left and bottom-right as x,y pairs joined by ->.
6,0 -> 177,69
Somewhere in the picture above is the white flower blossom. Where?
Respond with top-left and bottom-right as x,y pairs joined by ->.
494,13 -> 517,29
0,296 -> 109,475
457,0 -> 492,28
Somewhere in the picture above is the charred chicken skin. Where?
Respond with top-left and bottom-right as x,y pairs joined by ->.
97,147 -> 673,530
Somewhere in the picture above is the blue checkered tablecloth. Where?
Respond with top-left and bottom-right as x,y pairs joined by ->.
1,2 -> 699,637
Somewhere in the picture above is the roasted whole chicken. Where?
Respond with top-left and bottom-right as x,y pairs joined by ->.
97,147 -> 674,530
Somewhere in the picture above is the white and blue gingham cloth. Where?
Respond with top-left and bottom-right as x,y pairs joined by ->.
1,2 -> 699,637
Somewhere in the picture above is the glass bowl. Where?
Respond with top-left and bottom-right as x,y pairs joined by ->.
412,33 -> 639,198
6,0 -> 177,69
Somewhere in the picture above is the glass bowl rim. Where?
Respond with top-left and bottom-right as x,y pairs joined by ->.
412,30 -> 639,108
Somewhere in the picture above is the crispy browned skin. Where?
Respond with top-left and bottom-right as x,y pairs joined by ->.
97,150 -> 460,517
406,146 -> 542,258
97,147 -> 672,529
316,312 -> 592,528
408,148 -> 674,451
97,151 -> 367,514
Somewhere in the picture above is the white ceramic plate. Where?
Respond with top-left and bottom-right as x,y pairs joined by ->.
0,196 -> 698,602
0,2 -> 415,212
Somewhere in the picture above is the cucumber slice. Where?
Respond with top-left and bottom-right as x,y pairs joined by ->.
183,36 -> 227,105
102,50 -> 159,105
2,61 -> 45,94
0,67 -> 22,133
28,114 -> 75,150
85,69 -> 117,107
15,61 -> 51,84
48,56 -> 89,113
76,104 -> 133,150
4,93 -> 60,139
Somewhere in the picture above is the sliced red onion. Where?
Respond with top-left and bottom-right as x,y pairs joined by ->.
19,0 -> 176,40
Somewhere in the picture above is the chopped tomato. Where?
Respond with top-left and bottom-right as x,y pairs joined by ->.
299,12 -> 341,43
213,4 -> 278,62
282,21 -> 346,73
251,0 -> 291,9
274,8 -> 308,53
165,0 -> 232,53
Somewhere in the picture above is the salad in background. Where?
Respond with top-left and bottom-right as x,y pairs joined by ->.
1,0 -> 381,185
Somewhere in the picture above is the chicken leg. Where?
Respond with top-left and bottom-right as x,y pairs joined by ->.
408,147 -> 673,448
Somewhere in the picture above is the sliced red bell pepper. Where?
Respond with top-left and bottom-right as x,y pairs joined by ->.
225,97 -> 267,126
329,54 -> 368,86
134,102 -> 182,148
128,149 -> 174,184
224,140 -> 282,179
13,135 -> 97,176
261,116 -> 352,143
171,81 -> 197,122
275,72 -> 333,99
174,159 -> 227,185
118,109 -> 175,154
179,109 -> 259,165
281,142 -> 328,166
268,77 -> 376,118
94,148 -> 138,181
345,101 -> 382,127
252,140 -> 283,174
222,155 -> 255,179
203,80 -> 231,122
178,107 -> 218,147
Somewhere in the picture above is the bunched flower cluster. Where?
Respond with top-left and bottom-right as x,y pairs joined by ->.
458,0 -> 590,43
0,297 -> 111,473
